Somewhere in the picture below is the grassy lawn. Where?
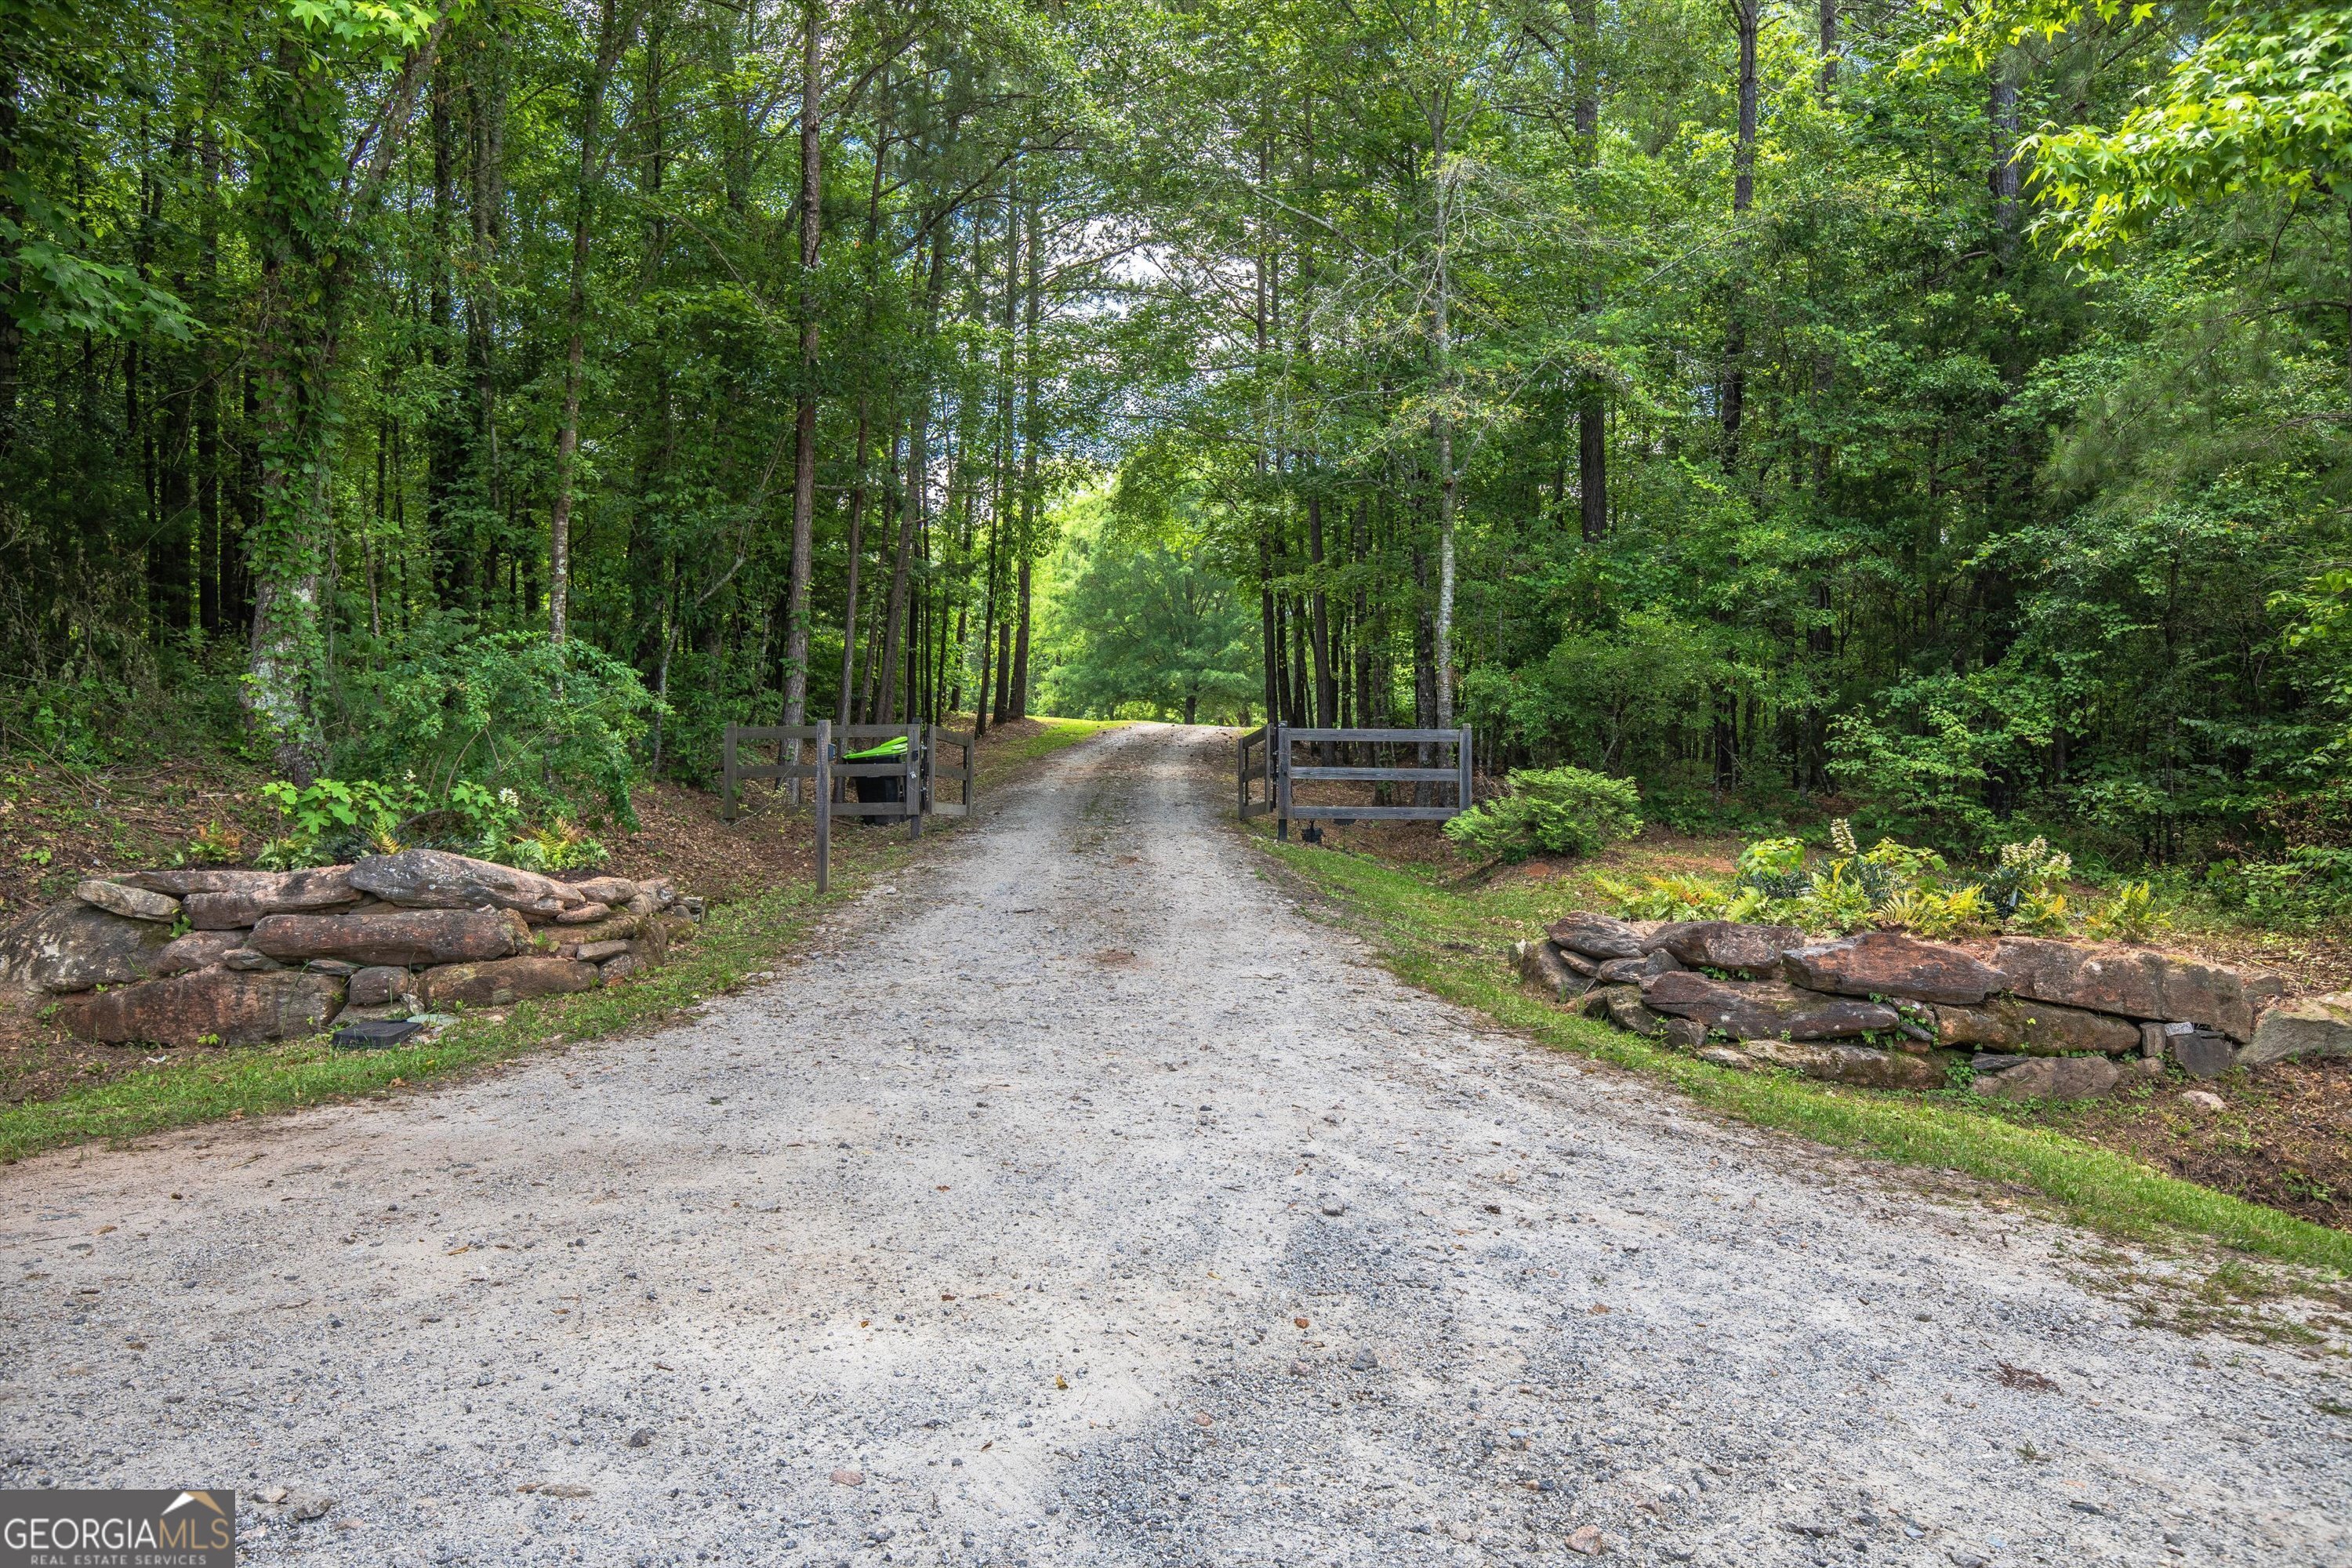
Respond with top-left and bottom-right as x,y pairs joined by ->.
1260,833 -> 2352,1279
0,717 -> 1118,1166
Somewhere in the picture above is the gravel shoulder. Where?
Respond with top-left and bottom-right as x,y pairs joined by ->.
2,724 -> 2345,1567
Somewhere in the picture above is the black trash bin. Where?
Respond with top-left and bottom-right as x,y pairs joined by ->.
842,735 -> 909,824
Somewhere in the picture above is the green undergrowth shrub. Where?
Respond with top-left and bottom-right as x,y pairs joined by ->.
1593,819 -> 2166,941
333,626 -> 659,823
1446,766 -> 1643,863
2197,846 -> 2352,931
252,775 -> 608,873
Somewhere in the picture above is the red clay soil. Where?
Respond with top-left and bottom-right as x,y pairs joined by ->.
2056,1058 -> 2352,1231
0,753 -> 279,924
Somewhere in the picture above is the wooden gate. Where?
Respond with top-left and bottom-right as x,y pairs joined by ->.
1239,724 -> 1472,839
720,721 -> 975,891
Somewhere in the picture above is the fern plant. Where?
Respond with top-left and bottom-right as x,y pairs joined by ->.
1591,871 -> 1731,920
2083,881 -> 2162,942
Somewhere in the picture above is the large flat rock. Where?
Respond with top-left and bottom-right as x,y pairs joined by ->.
1640,920 -> 1806,978
350,849 -> 586,914
1783,931 -> 2006,1005
566,875 -> 640,906
74,879 -> 180,922
0,903 -> 176,994
1639,971 -> 1896,1040
247,908 -> 521,967
1544,912 -> 1643,960
1931,996 -> 2142,1055
155,930 -> 250,977
60,967 -> 344,1045
180,866 -> 360,928
1738,1039 -> 1948,1090
122,868 -> 295,896
419,955 -> 600,1008
1970,1054 -> 2123,1102
1994,938 -> 2271,1040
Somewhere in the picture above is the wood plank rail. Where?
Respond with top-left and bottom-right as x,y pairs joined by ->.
722,721 -> 977,892
1239,723 -> 1473,839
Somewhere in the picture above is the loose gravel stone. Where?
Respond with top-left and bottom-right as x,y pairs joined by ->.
0,725 -> 2342,1567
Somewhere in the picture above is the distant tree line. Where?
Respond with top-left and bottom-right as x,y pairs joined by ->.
2,0 -> 2347,881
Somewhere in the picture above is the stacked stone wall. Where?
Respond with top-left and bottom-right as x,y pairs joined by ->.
0,849 -> 701,1047
1517,916 -> 2343,1098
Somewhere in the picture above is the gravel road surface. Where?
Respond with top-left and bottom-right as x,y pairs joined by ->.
3,724 -> 2346,1566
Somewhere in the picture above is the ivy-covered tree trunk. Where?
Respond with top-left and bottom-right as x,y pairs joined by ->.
244,22 -> 343,782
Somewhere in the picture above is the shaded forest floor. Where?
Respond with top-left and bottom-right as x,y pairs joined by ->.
0,717 -> 1094,1116
1288,811 -> 2352,1235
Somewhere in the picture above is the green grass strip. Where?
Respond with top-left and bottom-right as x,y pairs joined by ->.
1269,837 -> 2352,1276
0,717 -> 1114,1165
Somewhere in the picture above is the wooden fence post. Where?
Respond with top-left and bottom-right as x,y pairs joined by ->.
1457,725 -> 1473,814
722,722 -> 739,822
1274,721 -> 1289,840
906,721 -> 923,840
815,720 -> 831,893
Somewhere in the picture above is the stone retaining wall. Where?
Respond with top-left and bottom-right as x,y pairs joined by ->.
0,849 -> 702,1047
1517,916 -> 2350,1100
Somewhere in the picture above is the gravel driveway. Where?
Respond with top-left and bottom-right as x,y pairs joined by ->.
2,724 -> 2346,1567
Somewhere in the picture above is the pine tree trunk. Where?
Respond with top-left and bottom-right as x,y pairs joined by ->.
463,11 -> 506,612
0,60 -> 18,463
424,49 -> 462,602
836,93 -> 892,727
880,218 -> 953,722
780,0 -> 822,748
546,0 -> 627,648
1988,64 -> 2020,251
1722,0 -> 1759,470
1010,191 -> 1041,720
992,619 -> 1011,726
1306,495 -> 1335,725
1428,110 -> 1457,730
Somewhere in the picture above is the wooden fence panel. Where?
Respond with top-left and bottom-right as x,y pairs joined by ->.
1238,724 -> 1474,837
723,719 -> 978,884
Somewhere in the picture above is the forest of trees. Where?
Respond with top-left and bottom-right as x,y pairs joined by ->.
2,0 -> 2347,878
